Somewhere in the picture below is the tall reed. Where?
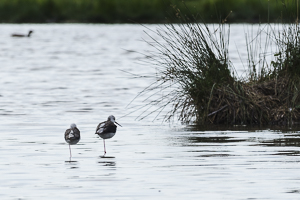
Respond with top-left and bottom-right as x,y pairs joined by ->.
133,7 -> 235,123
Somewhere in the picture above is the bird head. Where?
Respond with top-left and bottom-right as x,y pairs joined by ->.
70,123 -> 77,129
107,115 -> 116,123
108,115 -> 122,127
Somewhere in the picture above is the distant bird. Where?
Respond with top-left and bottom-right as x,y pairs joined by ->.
64,123 -> 80,160
11,30 -> 33,37
95,115 -> 122,157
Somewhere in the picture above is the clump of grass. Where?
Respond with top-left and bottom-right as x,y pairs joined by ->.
268,23 -> 300,121
132,6 -> 235,124
133,1 -> 300,125
204,23 -> 300,125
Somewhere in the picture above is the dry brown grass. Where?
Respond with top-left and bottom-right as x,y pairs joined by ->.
205,76 -> 300,125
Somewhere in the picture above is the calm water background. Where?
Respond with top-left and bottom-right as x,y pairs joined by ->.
0,24 -> 300,199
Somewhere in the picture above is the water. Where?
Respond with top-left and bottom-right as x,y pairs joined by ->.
0,24 -> 300,199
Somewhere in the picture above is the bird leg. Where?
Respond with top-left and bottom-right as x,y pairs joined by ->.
103,139 -> 106,157
69,144 -> 72,160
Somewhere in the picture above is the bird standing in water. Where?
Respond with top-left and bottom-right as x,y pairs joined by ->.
95,115 -> 122,157
64,123 -> 80,160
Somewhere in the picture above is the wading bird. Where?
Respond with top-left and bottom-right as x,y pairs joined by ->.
64,123 -> 80,160
95,115 -> 122,157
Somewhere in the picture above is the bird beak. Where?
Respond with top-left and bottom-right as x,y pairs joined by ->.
115,121 -> 122,127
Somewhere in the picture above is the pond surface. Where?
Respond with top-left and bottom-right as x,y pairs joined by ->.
0,24 -> 300,199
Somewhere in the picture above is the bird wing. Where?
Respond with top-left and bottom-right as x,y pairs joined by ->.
95,121 -> 106,134
73,127 -> 80,139
65,128 -> 71,138
103,121 -> 117,134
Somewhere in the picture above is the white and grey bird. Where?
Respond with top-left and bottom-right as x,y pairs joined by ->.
64,123 -> 80,160
95,115 -> 122,157
11,30 -> 33,37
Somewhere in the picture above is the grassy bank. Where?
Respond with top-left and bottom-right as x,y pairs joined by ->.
0,0 -> 298,23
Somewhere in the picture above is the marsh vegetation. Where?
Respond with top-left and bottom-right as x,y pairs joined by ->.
133,1 -> 300,125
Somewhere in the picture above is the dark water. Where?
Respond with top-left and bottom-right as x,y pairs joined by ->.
0,24 -> 299,199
